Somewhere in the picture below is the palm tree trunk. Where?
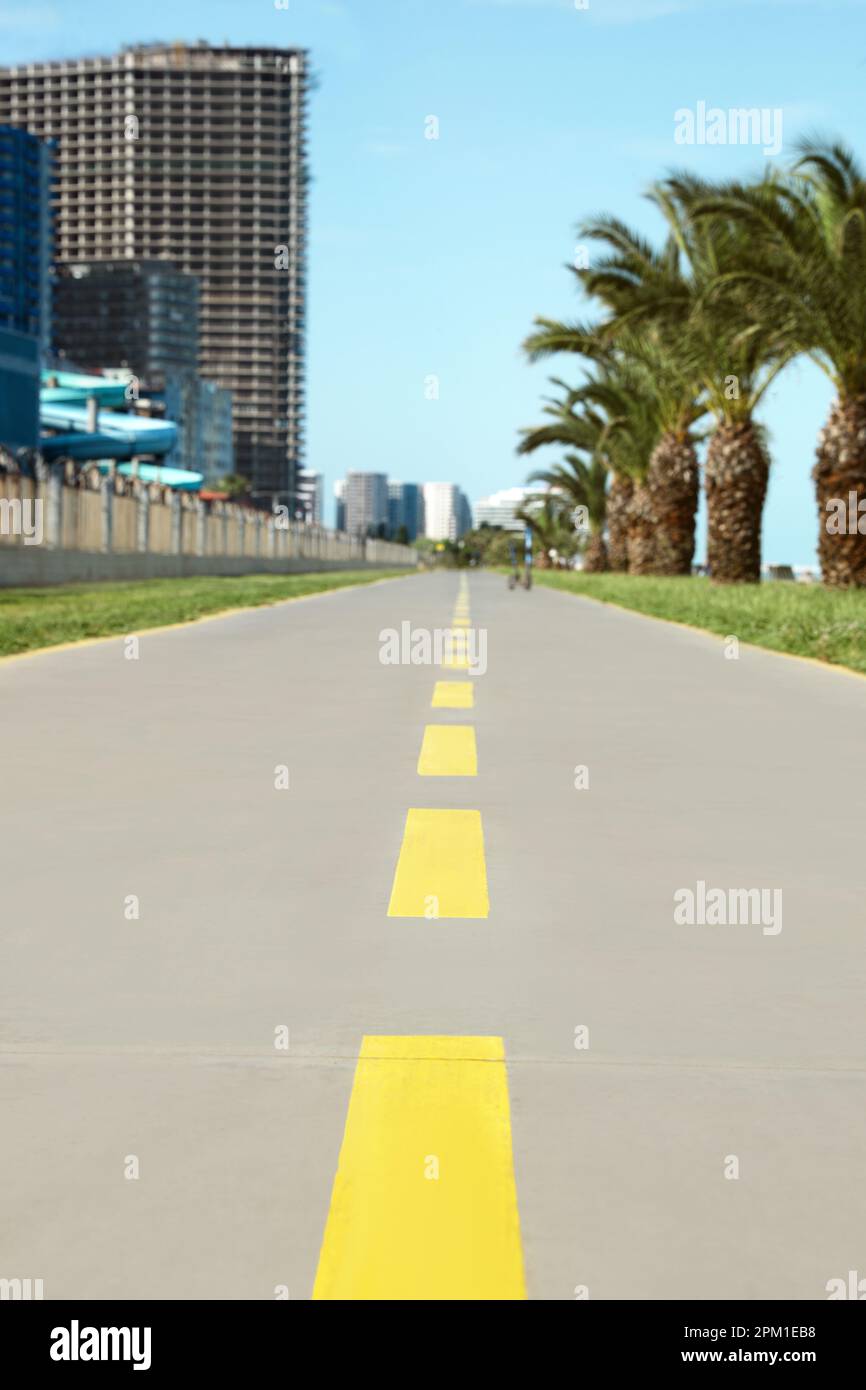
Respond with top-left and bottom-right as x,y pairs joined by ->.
813,393 -> 866,588
582,532 -> 608,573
606,474 -> 633,572
705,419 -> 769,584
646,433 -> 699,576
626,481 -> 657,575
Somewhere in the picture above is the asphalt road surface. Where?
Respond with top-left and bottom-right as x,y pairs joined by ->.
1,570 -> 864,1300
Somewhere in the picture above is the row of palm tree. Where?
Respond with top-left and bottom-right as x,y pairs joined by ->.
517,138 -> 866,586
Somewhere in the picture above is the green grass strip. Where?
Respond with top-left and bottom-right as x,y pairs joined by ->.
0,569 -> 415,658
533,571 -> 866,676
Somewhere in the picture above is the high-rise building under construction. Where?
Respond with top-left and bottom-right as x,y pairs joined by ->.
0,41 -> 309,506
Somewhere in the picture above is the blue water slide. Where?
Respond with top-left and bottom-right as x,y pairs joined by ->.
38,370 -> 203,489
40,401 -> 178,458
40,371 -> 131,408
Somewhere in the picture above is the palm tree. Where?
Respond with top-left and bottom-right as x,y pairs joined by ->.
518,356 -> 653,571
529,189 -> 790,582
631,178 -> 794,584
584,193 -> 788,584
527,451 -> 609,571
684,141 -> 866,586
517,381 -> 622,571
525,303 -> 702,577
574,226 -> 705,577
515,494 -> 576,568
605,473 -> 633,572
566,364 -> 661,574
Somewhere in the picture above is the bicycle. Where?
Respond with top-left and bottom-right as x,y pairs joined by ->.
507,531 -> 533,591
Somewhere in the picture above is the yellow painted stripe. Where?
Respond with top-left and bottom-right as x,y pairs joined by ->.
452,616 -> 471,628
387,809 -> 489,918
432,680 -> 474,709
313,1036 -> 526,1300
441,649 -> 470,669
417,724 -> 477,776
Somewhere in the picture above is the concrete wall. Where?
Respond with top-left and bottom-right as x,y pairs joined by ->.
0,472 -> 417,587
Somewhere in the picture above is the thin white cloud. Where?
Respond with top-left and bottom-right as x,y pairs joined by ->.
0,4 -> 61,31
364,141 -> 408,158
467,0 -> 573,8
469,0 -> 862,20
592,0 -> 705,20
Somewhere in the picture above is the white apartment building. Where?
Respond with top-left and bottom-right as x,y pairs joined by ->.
423,481 -> 471,541
473,485 -> 546,532
296,470 -> 324,524
423,482 -> 457,540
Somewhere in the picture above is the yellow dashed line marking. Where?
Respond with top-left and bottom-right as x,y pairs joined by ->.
312,1035 -> 526,1300
432,680 -> 474,709
417,724 -> 477,776
387,809 -> 489,918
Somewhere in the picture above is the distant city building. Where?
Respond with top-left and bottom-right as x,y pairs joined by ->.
423,482 -> 471,541
423,482 -> 457,541
334,473 -> 467,540
334,478 -> 346,532
297,469 -> 324,524
0,125 -> 52,451
0,41 -> 310,507
345,471 -> 388,537
387,481 -> 424,541
473,486 -> 546,532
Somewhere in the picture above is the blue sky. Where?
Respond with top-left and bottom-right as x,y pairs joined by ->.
3,0 -> 865,560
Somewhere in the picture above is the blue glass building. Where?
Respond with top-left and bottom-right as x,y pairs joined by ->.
0,125 -> 52,451
387,481 -> 424,541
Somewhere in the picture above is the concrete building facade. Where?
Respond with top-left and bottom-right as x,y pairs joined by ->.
345,471 -> 388,537
0,41 -> 309,507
